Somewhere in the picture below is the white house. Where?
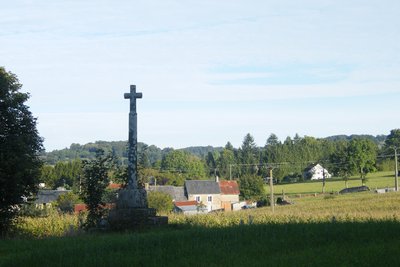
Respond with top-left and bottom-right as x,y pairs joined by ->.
305,164 -> 332,180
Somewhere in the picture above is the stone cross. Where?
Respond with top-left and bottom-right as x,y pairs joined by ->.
124,85 -> 142,189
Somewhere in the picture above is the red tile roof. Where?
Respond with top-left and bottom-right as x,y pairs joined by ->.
219,181 -> 240,195
174,200 -> 198,207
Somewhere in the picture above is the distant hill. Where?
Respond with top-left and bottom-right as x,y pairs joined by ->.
42,141 -> 223,165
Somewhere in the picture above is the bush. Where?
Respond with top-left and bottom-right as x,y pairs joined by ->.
57,192 -> 80,213
238,175 -> 265,200
147,191 -> 173,215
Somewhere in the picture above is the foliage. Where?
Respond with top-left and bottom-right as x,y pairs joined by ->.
80,149 -> 114,229
18,204 -> 55,218
384,129 -> 400,149
238,175 -> 265,200
348,138 -> 377,184
161,150 -> 206,179
39,159 -> 82,190
238,133 -> 259,175
147,191 -> 174,215
56,192 -> 80,213
217,148 -> 236,179
0,67 -> 43,235
102,189 -> 118,203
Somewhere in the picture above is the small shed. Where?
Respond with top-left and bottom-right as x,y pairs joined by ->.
173,200 -> 207,215
219,180 -> 240,211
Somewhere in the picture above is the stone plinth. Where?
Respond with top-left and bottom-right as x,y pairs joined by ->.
117,188 -> 148,208
108,188 -> 168,229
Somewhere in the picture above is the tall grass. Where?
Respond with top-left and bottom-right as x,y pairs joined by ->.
13,211 -> 80,238
2,190 -> 400,266
1,221 -> 400,266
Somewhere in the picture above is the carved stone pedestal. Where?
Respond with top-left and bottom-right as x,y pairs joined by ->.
117,188 -> 148,208
108,188 -> 168,230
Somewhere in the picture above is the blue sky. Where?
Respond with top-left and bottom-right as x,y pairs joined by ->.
1,0 -> 399,151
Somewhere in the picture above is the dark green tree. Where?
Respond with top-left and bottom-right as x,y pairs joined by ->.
239,133 -> 259,175
385,129 -> 400,148
217,148 -> 236,179
0,67 -> 43,235
329,140 -> 352,188
80,149 -> 114,229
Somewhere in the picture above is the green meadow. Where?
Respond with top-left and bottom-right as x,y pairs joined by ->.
273,171 -> 397,195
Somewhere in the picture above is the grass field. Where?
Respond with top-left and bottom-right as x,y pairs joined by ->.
272,171 -> 397,195
1,172 -> 399,266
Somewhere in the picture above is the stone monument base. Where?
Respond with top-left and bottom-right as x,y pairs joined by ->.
117,188 -> 148,208
108,188 -> 168,230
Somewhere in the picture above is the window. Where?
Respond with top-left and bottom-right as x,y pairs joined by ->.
195,196 -> 200,202
207,195 -> 212,202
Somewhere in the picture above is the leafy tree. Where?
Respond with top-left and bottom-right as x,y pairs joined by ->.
348,139 -> 377,185
238,175 -> 265,200
147,191 -> 173,215
329,140 -> 352,188
384,129 -> 400,155
0,67 -> 43,235
80,149 -> 114,229
161,150 -> 206,179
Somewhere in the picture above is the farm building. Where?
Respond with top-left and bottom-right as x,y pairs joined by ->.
304,164 -> 332,180
185,180 -> 222,211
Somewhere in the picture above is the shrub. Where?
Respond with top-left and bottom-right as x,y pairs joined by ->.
239,175 -> 265,200
57,192 -> 80,213
147,191 -> 173,215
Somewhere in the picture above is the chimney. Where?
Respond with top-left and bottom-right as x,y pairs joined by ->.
215,175 -> 219,183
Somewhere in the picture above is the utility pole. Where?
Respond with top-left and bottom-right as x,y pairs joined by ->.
229,164 -> 232,180
395,147 -> 398,192
269,168 -> 274,212
322,168 -> 326,194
